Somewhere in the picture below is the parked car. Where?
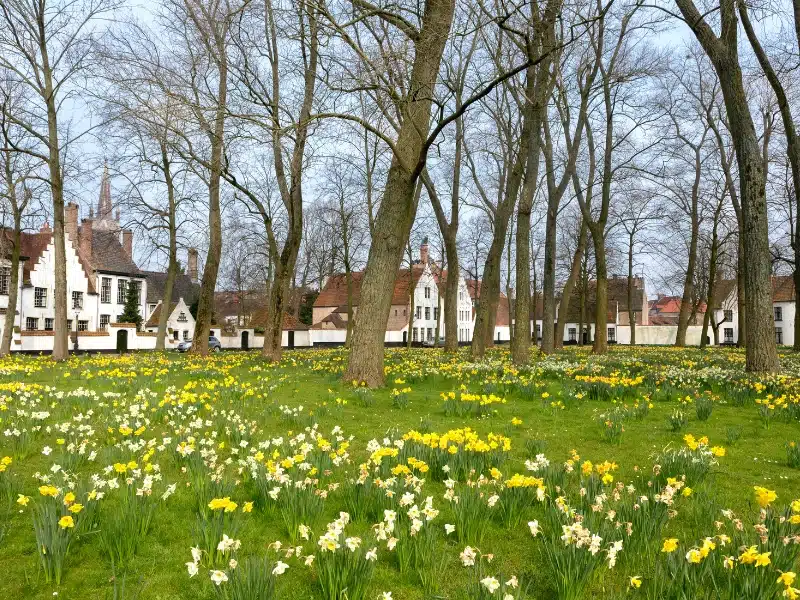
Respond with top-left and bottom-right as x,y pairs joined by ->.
422,337 -> 444,347
177,336 -> 222,352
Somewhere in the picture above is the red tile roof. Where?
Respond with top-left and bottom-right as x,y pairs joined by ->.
315,266 -> 427,308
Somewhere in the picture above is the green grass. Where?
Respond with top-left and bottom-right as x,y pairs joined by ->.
0,346 -> 798,599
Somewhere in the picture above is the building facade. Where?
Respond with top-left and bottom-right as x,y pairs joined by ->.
0,166 -> 201,352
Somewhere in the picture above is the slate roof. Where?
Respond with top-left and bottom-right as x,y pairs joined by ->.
85,229 -> 141,276
144,271 -> 200,305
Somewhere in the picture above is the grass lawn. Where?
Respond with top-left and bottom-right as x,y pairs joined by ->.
0,345 -> 799,600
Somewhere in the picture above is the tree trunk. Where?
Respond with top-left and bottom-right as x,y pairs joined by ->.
555,219 -> 588,349
591,226 -> 608,354
190,44 -> 228,357
442,235 -> 459,352
674,0 -> 778,371
40,43 -> 69,360
156,143 -> 177,351
739,3 -> 800,350
627,232 -> 636,346
345,266 -> 354,347
472,109 -> 530,359
343,0 -> 455,386
0,212 -> 21,357
261,1 -> 318,362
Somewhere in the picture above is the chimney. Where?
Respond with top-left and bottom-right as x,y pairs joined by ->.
65,202 -> 79,241
420,238 -> 429,265
80,218 -> 93,257
40,221 -> 52,234
122,229 -> 133,259
188,247 -> 198,283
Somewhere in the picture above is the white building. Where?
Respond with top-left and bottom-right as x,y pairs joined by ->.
311,240 -> 503,346
0,166 -> 201,352
711,277 -> 795,346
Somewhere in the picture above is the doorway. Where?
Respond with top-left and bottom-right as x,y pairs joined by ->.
116,329 -> 128,353
241,330 -> 249,350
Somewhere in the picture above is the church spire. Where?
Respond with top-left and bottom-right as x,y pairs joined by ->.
93,160 -> 121,232
97,161 -> 112,219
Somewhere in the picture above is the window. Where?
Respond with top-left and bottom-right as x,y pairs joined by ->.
394,309 -> 397,316
724,328 -> 734,343
412,327 -> 418,342
178,311 -> 188,323
67,320 -> 72,331
426,328 -> 433,341
34,287 -> 47,308
72,291 -> 83,310
100,315 -> 110,331
425,286 -> 431,299
415,306 -> 421,319
78,320 -> 88,332
149,303 -> 157,314
0,266 -> 9,294
433,307 -> 439,321
117,279 -> 128,304
776,327 -> 783,345
774,306 -> 783,322
26,317 -> 38,330
131,281 -> 141,303
608,327 -> 616,342
569,327 -> 576,342
424,307 -> 430,320
44,318 -> 54,331
403,309 -> 407,316
724,309 -> 733,322
183,330 -> 189,341
101,277 -> 112,303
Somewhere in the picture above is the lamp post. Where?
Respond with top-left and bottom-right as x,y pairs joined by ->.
73,311 -> 79,352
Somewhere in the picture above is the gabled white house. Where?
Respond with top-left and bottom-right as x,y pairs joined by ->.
0,165 -> 201,352
144,297 -> 196,342
311,240 -> 476,345
712,276 -> 796,346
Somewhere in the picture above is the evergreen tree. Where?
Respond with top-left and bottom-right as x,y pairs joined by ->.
119,282 -> 142,331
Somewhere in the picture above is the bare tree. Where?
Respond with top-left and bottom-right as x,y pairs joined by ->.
0,86 -> 42,355
738,2 -> 800,350
0,0 -> 119,359
673,0 -> 780,371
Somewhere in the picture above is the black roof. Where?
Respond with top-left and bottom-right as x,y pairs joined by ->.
144,270 -> 200,305
89,230 -> 142,276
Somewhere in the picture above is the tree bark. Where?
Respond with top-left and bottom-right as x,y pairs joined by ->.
344,0 -> 456,386
627,230 -> 636,346
675,0 -> 778,371
155,141 -> 177,351
189,13 -> 229,357
675,146 -> 702,347
38,33 -> 69,360
0,155 -> 22,357
738,3 -> 800,350
261,0 -> 319,362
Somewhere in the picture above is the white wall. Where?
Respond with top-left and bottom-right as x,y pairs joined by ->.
616,325 -> 705,345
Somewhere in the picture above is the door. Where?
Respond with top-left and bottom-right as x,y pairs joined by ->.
288,330 -> 295,349
116,329 -> 128,353
402,331 -> 407,344
241,330 -> 249,350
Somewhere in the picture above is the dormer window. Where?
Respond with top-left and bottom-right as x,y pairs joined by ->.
177,311 -> 188,323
